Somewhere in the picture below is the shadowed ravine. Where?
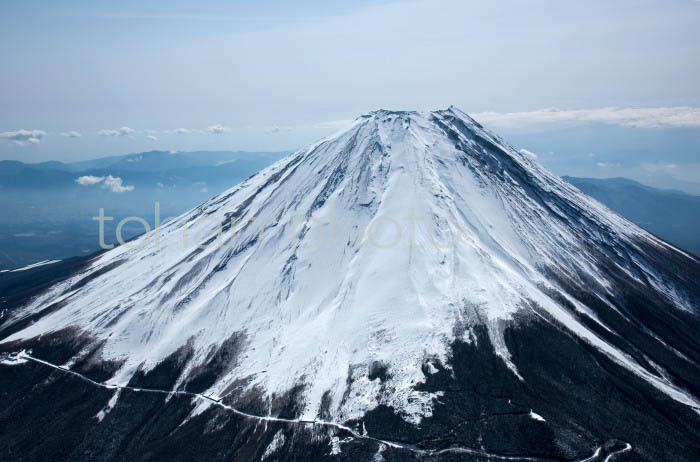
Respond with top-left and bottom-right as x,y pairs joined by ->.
3,351 -> 632,462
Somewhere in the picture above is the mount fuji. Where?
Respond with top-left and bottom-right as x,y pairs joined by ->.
1,107 -> 699,461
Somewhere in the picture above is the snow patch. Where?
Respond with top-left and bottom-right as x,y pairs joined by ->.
0,351 -> 28,366
95,389 -> 121,422
329,436 -> 342,455
262,430 -> 285,460
372,444 -> 387,461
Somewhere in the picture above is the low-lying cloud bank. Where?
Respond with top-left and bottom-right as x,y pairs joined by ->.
98,127 -> 136,137
206,124 -> 231,134
4,107 -> 699,153
472,107 -> 700,130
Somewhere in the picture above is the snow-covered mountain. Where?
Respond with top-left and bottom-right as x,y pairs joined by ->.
1,107 -> 699,462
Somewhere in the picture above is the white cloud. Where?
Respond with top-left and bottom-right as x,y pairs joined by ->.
143,129 -> 158,135
472,107 -> 700,130
172,128 -> 193,134
146,135 -> 158,141
641,162 -> 679,172
103,175 -> 134,193
75,175 -> 105,185
265,125 -> 292,134
75,174 -> 134,192
0,129 -> 46,146
595,161 -> 622,168
98,126 -> 136,137
207,124 -> 232,134
59,131 -> 82,138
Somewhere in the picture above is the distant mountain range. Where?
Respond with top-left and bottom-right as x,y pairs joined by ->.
0,149 -> 697,270
0,150 -> 288,269
564,176 -> 700,256
0,150 -> 286,190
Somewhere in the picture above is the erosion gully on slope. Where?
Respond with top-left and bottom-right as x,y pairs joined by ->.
3,351 -> 632,462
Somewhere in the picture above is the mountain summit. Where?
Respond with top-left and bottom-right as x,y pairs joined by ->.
2,107 -> 699,461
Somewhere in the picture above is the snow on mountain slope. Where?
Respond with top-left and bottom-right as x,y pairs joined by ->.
2,107 -> 699,424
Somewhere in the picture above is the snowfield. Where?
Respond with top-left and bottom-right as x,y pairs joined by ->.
2,107 -> 699,425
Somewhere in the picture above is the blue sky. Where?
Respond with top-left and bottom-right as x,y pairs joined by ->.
1,0 -> 699,190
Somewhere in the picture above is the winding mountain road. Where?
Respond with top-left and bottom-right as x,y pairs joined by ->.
3,351 -> 632,461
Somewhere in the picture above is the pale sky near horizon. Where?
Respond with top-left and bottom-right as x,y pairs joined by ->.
1,0 -> 699,190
